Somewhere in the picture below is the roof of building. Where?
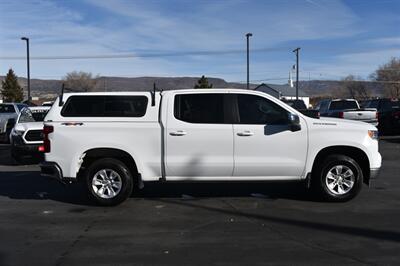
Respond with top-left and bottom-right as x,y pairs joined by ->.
254,83 -> 308,97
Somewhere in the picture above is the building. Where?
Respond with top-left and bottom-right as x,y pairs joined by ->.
254,74 -> 310,107
255,83 -> 310,107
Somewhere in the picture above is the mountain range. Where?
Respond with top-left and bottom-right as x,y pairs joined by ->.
0,76 -> 384,100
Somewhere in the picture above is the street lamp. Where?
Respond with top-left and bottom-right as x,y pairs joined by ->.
292,47 -> 300,100
246,33 -> 252,90
21,37 -> 31,102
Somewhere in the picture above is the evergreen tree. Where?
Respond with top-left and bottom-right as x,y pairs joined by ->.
1,69 -> 24,102
194,75 -> 213,88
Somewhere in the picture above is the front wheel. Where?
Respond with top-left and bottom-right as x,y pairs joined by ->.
85,158 -> 133,206
312,154 -> 363,202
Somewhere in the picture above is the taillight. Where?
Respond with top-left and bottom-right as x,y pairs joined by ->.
41,125 -> 54,153
376,112 -> 380,120
338,112 -> 344,118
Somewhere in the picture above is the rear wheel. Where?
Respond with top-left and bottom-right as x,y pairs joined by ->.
312,154 -> 363,202
85,158 -> 133,206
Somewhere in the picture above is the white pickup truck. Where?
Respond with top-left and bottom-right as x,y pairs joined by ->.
40,89 -> 382,206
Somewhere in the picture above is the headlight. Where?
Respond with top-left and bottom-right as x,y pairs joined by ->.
12,129 -> 25,136
368,130 -> 379,140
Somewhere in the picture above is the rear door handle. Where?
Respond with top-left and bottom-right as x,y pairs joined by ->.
237,131 -> 254,136
170,130 -> 187,136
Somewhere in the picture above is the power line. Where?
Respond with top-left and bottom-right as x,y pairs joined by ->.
0,46 -> 291,60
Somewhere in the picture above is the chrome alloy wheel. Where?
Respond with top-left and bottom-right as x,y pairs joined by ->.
325,165 -> 355,195
92,169 -> 122,199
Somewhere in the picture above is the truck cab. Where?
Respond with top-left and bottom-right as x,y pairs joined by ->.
41,89 -> 382,206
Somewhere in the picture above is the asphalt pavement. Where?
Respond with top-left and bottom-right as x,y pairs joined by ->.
0,138 -> 399,266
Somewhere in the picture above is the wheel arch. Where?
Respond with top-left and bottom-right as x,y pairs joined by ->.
78,148 -> 140,185
311,145 -> 370,184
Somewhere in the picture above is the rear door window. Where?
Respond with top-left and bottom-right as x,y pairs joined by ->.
61,96 -> 148,117
174,94 -> 226,124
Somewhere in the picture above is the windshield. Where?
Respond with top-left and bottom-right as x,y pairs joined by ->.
0,104 -> 16,113
18,108 -> 48,123
329,101 -> 358,110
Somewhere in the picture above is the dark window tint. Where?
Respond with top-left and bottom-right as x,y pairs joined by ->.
237,94 -> 289,125
283,99 -> 306,110
174,94 -> 224,123
318,100 -> 329,111
61,96 -> 148,117
16,104 -> 27,111
364,100 -> 379,109
329,100 -> 358,110
0,104 -> 16,113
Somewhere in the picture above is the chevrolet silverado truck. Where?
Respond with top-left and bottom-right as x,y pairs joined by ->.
10,106 -> 50,162
317,99 -> 378,126
40,89 -> 382,206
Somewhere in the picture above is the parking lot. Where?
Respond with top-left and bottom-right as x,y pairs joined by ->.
0,138 -> 399,266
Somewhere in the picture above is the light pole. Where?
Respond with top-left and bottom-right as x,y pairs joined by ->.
21,37 -> 31,102
246,33 -> 252,90
292,47 -> 300,100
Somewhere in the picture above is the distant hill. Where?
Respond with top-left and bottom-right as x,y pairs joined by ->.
0,76 -> 384,99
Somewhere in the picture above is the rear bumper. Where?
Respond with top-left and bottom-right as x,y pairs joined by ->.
40,161 -> 75,184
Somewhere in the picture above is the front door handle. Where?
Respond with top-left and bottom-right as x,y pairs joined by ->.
170,130 -> 187,136
237,131 -> 254,136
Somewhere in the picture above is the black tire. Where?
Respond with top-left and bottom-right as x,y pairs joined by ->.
85,158 -> 134,206
312,154 -> 363,202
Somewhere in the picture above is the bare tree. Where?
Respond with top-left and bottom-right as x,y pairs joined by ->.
63,71 -> 99,92
372,57 -> 400,98
340,75 -> 369,100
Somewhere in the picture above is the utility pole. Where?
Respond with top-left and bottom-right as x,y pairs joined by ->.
292,47 -> 300,100
21,37 -> 31,102
246,33 -> 252,90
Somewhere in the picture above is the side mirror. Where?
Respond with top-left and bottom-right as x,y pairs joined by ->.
288,113 -> 301,132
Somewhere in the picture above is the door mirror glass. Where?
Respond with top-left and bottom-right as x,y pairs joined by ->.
288,113 -> 301,132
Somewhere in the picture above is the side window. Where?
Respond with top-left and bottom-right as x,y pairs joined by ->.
61,96 -> 148,117
319,101 -> 329,111
16,104 -> 26,111
237,94 -> 289,125
174,94 -> 224,124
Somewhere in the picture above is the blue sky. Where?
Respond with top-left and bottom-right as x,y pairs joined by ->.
0,0 -> 399,84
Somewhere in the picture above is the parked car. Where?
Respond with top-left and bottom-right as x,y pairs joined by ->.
10,106 -> 50,162
40,89 -> 381,206
361,98 -> 400,135
0,103 -> 28,143
316,99 -> 378,126
281,99 -> 319,118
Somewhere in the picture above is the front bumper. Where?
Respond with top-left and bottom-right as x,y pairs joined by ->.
365,168 -> 380,186
11,135 -> 42,156
40,161 -> 75,184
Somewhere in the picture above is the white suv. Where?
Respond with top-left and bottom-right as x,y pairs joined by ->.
40,89 -> 382,205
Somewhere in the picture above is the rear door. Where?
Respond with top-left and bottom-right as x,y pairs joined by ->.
165,92 -> 234,179
232,93 -> 308,178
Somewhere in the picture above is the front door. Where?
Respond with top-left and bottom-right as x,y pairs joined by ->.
232,93 -> 308,178
165,93 -> 234,179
